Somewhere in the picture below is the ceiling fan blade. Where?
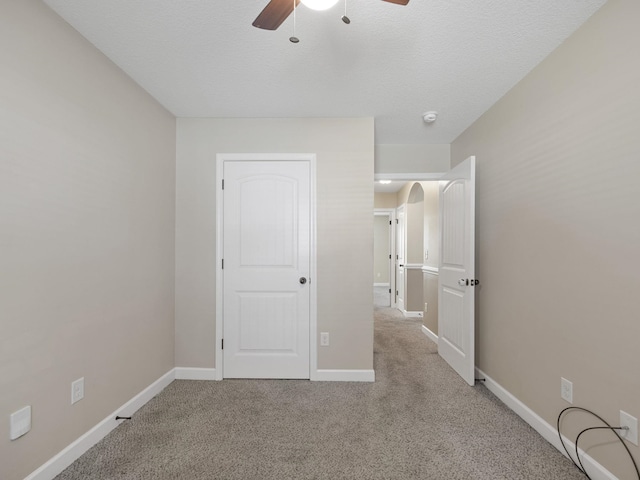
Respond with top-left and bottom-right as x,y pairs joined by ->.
382,0 -> 410,5
253,0 -> 301,31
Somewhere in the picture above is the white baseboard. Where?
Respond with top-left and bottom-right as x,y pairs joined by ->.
373,283 -> 390,287
25,369 -> 175,480
174,367 -> 217,380
403,310 -> 423,318
476,368 -> 617,480
421,324 -> 438,344
314,369 -> 375,382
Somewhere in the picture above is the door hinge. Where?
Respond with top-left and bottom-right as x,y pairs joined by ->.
222,259 -> 224,269
222,179 -> 224,190
389,220 -> 392,225
389,288 -> 391,294
396,219 -> 399,224
221,339 -> 224,350
389,254 -> 392,259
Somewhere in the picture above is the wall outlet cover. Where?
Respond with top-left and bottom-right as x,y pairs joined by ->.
560,377 -> 573,404
620,411 -> 638,446
10,405 -> 31,440
71,377 -> 85,404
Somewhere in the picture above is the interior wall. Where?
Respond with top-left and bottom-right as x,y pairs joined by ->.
0,2 -> 177,480
373,192 -> 397,209
451,0 -> 639,475
402,184 -> 424,312
421,182 -> 440,334
375,144 -> 450,174
175,118 -> 374,372
373,215 -> 391,284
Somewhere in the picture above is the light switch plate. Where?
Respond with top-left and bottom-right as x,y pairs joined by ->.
10,405 -> 31,440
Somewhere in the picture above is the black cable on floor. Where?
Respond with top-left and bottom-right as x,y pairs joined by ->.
557,406 -> 640,480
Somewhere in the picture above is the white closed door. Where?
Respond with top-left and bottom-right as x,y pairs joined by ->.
395,205 -> 405,312
223,160 -> 310,379
438,156 -> 476,386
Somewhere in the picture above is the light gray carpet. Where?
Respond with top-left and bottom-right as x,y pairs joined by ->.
55,306 -> 585,479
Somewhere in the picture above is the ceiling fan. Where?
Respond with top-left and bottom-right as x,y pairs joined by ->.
252,0 -> 410,31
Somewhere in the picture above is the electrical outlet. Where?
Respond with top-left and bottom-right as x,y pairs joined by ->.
619,411 -> 638,446
320,332 -> 329,346
560,377 -> 573,404
10,406 -> 31,440
71,377 -> 84,404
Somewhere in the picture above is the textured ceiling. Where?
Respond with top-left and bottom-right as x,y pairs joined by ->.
43,0 -> 606,144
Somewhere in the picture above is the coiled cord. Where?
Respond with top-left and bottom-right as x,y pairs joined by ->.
557,406 -> 639,479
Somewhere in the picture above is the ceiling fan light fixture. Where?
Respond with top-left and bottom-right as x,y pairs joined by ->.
300,0 -> 340,11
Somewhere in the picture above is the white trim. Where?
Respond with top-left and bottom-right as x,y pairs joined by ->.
215,156 -> 224,380
216,154 -> 318,381
373,282 -> 390,287
174,367 -> 217,381
422,266 -> 439,275
374,173 -> 445,181
309,157 -> 318,381
403,263 -> 424,270
402,310 -> 423,318
314,369 -> 375,382
421,325 -> 438,344
476,368 -> 617,480
25,370 -> 175,480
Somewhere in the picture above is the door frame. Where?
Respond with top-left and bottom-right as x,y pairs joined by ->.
373,208 -> 396,308
395,204 -> 406,312
215,153 -> 318,381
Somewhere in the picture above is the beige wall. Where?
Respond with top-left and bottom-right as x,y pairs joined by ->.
375,144 -> 450,174
451,0 -> 639,475
422,273 -> 438,334
421,182 -> 440,271
422,182 -> 439,334
175,118 -> 374,371
405,184 -> 425,266
0,2 -> 176,480
374,192 -> 397,209
373,215 -> 391,284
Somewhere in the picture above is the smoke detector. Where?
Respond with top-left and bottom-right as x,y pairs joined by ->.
422,111 -> 438,123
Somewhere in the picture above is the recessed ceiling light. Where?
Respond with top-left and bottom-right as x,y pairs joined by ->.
379,180 -> 392,184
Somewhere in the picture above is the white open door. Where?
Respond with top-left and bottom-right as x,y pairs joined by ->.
395,205 -> 405,312
222,159 -> 311,379
438,156 -> 476,386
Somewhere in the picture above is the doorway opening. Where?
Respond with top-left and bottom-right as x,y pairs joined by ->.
373,175 -> 441,342
373,209 -> 394,308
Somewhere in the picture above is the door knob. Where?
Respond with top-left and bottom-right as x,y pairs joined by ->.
299,277 -> 307,285
458,279 -> 468,286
